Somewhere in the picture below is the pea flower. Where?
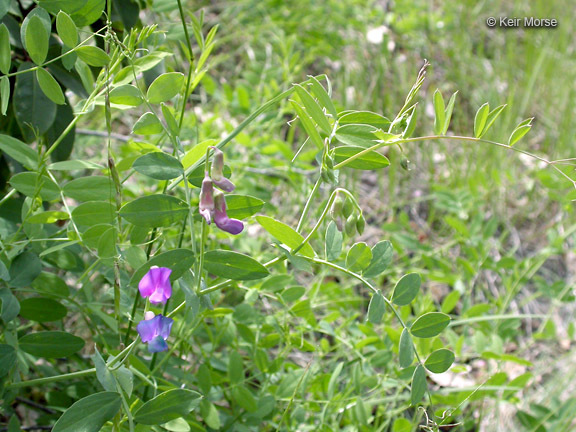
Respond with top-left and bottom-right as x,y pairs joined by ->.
199,175 -> 214,224
138,266 -> 172,304
137,311 -> 173,353
211,147 -> 235,192
214,191 -> 244,235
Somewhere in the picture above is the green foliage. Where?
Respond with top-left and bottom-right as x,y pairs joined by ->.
0,1 -> 573,431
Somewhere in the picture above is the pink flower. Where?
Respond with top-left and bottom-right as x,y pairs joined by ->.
213,192 -> 244,235
138,266 -> 172,304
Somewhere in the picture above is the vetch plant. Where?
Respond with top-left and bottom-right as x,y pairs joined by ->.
0,2 -> 574,432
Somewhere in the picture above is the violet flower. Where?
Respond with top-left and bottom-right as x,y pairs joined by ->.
137,312 -> 173,353
213,191 -> 244,235
138,266 -> 172,304
211,147 -> 235,192
199,175 -> 214,224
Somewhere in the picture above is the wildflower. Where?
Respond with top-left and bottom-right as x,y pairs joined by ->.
137,312 -> 173,353
213,191 -> 244,235
211,147 -> 235,192
138,266 -> 172,304
199,175 -> 214,224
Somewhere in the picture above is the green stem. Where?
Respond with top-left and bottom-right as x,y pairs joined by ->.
175,0 -> 195,130
8,369 -> 96,389
333,135 -> 576,188
296,176 -> 321,232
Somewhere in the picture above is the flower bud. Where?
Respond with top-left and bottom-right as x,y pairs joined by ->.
342,197 -> 354,218
345,214 -> 357,237
329,194 -> 344,220
199,175 -> 214,224
211,147 -> 235,192
356,213 -> 366,235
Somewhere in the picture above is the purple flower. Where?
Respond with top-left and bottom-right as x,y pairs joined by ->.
211,147 -> 235,192
199,175 -> 214,224
213,192 -> 244,235
137,312 -> 173,353
138,266 -> 172,304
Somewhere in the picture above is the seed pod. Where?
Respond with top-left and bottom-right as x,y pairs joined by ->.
345,214 -> 357,237
321,166 -> 336,184
356,213 -> 366,234
342,197 -> 354,218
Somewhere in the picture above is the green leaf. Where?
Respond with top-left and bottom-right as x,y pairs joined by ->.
443,91 -> 458,135
338,111 -> 390,129
0,75 -> 9,115
410,365 -> 427,405
147,72 -> 185,104
14,62 -> 56,138
294,84 -> 331,134
203,250 -> 269,281
19,297 -> 67,322
333,146 -> 390,170
290,100 -> 324,150
346,242 -> 372,272
129,249 -> 195,288
509,118 -> 533,146
49,160 -> 104,170
132,152 -> 183,180
441,290 -> 460,314
325,221 -> 342,261
432,89 -> 445,135
424,349 -> 455,373
225,194 -> 264,219
256,215 -> 316,258
483,104 -> 506,136
335,123 -> 380,148
363,240 -> 393,278
70,0 -> 106,26
367,291 -> 385,324
327,362 -> 344,398
26,210 -> 69,224
0,344 -> 16,377
134,389 -> 202,425
72,201 -> 115,231
411,312 -> 451,338
36,68 -> 66,105
52,392 -> 121,432
391,273 -> 421,306
232,386 -> 257,412
76,46 -> 110,67
109,84 -> 143,106
10,172 -> 60,201
9,251 -> 41,288
228,351 -> 243,384
56,11 -> 78,47
132,112 -> 163,135
32,272 -> 69,298
0,288 -> 19,322
308,76 -> 337,118
19,331 -> 85,358
24,15 -> 48,65
97,226 -> 116,258
161,103 -> 180,136
0,135 -> 38,170
63,176 -> 113,201
398,328 -> 414,368
474,102 -> 490,138
0,24 -> 11,74
119,194 -> 188,228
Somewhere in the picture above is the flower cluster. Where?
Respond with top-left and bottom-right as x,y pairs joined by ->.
136,266 -> 174,353
199,147 -> 244,235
